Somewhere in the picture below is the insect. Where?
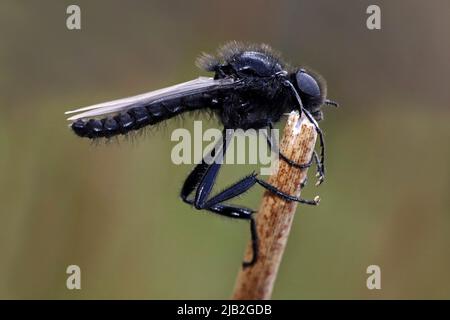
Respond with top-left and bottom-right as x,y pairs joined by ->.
66,42 -> 338,267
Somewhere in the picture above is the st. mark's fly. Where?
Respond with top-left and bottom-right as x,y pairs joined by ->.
66,42 -> 338,267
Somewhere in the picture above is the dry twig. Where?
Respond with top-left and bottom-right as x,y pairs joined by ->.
232,111 -> 318,300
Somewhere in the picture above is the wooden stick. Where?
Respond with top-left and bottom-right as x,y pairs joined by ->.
232,111 -> 318,300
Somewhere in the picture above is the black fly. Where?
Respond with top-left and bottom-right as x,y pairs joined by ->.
66,42 -> 338,267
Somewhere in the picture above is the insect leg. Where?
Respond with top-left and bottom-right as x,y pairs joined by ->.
180,128 -> 230,205
209,204 -> 258,268
255,177 -> 320,205
301,109 -> 326,185
301,177 -> 308,189
180,161 -> 211,205
197,170 -> 319,267
200,176 -> 259,268
266,123 -> 323,186
192,129 -> 231,208
196,167 -> 319,207
180,128 -> 318,267
283,80 -> 326,184
266,123 -> 313,169
179,129 -> 259,267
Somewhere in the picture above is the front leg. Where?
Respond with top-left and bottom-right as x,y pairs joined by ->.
266,123 -> 324,185
283,80 -> 327,183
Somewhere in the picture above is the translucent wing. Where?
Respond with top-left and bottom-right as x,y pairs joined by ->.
65,77 -> 236,121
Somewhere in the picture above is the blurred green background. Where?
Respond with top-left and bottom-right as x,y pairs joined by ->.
1,0 -> 449,299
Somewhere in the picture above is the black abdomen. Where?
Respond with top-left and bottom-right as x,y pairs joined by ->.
71,93 -> 216,139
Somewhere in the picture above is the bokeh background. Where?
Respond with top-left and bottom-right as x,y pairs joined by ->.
1,0 -> 449,299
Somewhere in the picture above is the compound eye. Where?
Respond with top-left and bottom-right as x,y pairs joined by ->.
296,71 -> 320,97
